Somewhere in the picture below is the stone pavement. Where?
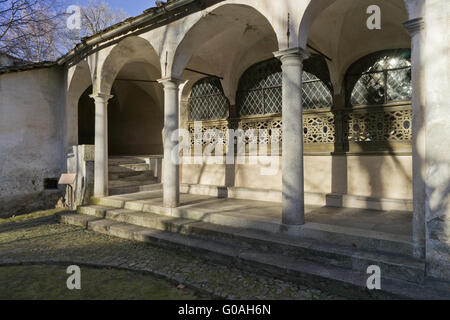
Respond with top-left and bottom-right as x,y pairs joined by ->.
0,213 -> 343,300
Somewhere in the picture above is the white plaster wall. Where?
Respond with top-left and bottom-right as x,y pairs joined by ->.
0,67 -> 66,217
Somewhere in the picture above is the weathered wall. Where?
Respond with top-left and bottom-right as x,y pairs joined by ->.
422,0 -> 450,281
0,67 -> 65,217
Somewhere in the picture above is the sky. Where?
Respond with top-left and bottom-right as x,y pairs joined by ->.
67,0 -> 158,17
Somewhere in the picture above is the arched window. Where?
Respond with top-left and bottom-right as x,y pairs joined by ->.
236,59 -> 282,116
343,49 -> 412,150
345,49 -> 412,106
188,77 -> 229,121
236,56 -> 333,116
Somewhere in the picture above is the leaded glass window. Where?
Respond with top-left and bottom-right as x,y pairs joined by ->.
188,77 -> 229,121
236,59 -> 283,116
345,49 -> 412,106
302,71 -> 333,110
237,57 -> 333,116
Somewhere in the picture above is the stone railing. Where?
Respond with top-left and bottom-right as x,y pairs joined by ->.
186,103 -> 412,155
343,104 -> 412,143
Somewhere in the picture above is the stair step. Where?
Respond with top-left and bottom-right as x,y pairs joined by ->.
90,194 -> 414,257
109,184 -> 162,196
59,212 -> 449,300
109,179 -> 158,189
109,163 -> 150,173
109,171 -> 148,180
109,172 -> 155,183
109,156 -> 148,165
75,204 -> 425,284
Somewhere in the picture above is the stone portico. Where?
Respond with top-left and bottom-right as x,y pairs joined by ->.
0,0 -> 449,294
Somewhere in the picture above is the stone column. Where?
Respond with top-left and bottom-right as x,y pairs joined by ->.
274,48 -> 310,225
158,78 -> 182,208
403,18 -> 426,259
89,93 -> 113,198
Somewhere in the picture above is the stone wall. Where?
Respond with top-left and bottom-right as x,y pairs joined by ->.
422,0 -> 450,281
0,66 -> 66,217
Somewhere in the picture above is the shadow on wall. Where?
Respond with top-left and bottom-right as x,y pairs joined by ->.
77,85 -> 164,156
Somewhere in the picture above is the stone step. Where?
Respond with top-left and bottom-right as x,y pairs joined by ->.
109,156 -> 149,165
109,171 -> 155,182
108,163 -> 150,173
109,178 -> 158,188
109,171 -> 148,180
91,194 -> 414,257
109,184 -> 162,196
59,212 -> 449,300
76,204 -> 425,284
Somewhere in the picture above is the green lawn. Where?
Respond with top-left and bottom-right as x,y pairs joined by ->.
0,264 -> 207,300
0,208 -> 66,225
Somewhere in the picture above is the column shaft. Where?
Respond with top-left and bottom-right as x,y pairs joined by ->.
90,93 -> 113,198
404,18 -> 426,258
159,78 -> 181,208
275,48 -> 309,225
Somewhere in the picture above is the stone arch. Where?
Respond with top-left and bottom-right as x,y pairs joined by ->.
98,36 -> 161,95
298,0 -> 411,94
66,60 -> 93,148
170,2 -> 280,82
298,0 -> 416,49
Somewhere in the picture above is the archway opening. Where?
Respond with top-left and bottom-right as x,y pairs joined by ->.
108,61 -> 164,156
175,3 -> 280,188
298,0 -> 413,236
78,85 -> 95,145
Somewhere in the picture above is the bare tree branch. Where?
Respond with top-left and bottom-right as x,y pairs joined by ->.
1,0 -> 129,62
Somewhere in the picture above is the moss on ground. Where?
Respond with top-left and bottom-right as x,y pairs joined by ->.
0,208 -> 66,225
0,264 -> 206,300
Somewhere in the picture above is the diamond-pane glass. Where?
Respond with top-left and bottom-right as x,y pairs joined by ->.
264,87 -> 282,114
237,58 -> 333,116
350,72 -> 385,105
302,72 -> 333,110
387,68 -> 412,102
346,49 -> 411,106
189,77 -> 229,121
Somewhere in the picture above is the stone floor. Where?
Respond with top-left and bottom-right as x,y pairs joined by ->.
0,212 -> 343,300
106,191 -> 413,238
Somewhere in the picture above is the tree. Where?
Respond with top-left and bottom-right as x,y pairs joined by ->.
0,0 -> 129,62
0,0 -> 62,62
60,1 -> 129,58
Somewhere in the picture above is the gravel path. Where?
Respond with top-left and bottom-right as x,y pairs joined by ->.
0,211 -> 343,300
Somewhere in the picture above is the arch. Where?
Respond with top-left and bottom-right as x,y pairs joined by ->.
77,85 -> 95,145
299,0 -> 414,48
298,0 -> 336,49
171,3 -> 280,80
188,77 -> 230,121
298,0 -> 410,93
66,60 -> 93,148
68,60 -> 92,100
98,36 -> 161,94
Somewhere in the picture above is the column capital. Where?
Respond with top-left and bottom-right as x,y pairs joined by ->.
89,92 -> 113,103
403,17 -> 424,36
273,47 -> 310,62
157,77 -> 184,89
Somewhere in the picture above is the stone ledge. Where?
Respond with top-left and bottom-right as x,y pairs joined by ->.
180,184 -> 413,211
60,213 -> 450,300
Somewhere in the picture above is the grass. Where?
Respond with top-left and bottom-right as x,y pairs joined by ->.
0,209 -> 209,300
0,208 -> 67,225
0,264 -> 207,300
